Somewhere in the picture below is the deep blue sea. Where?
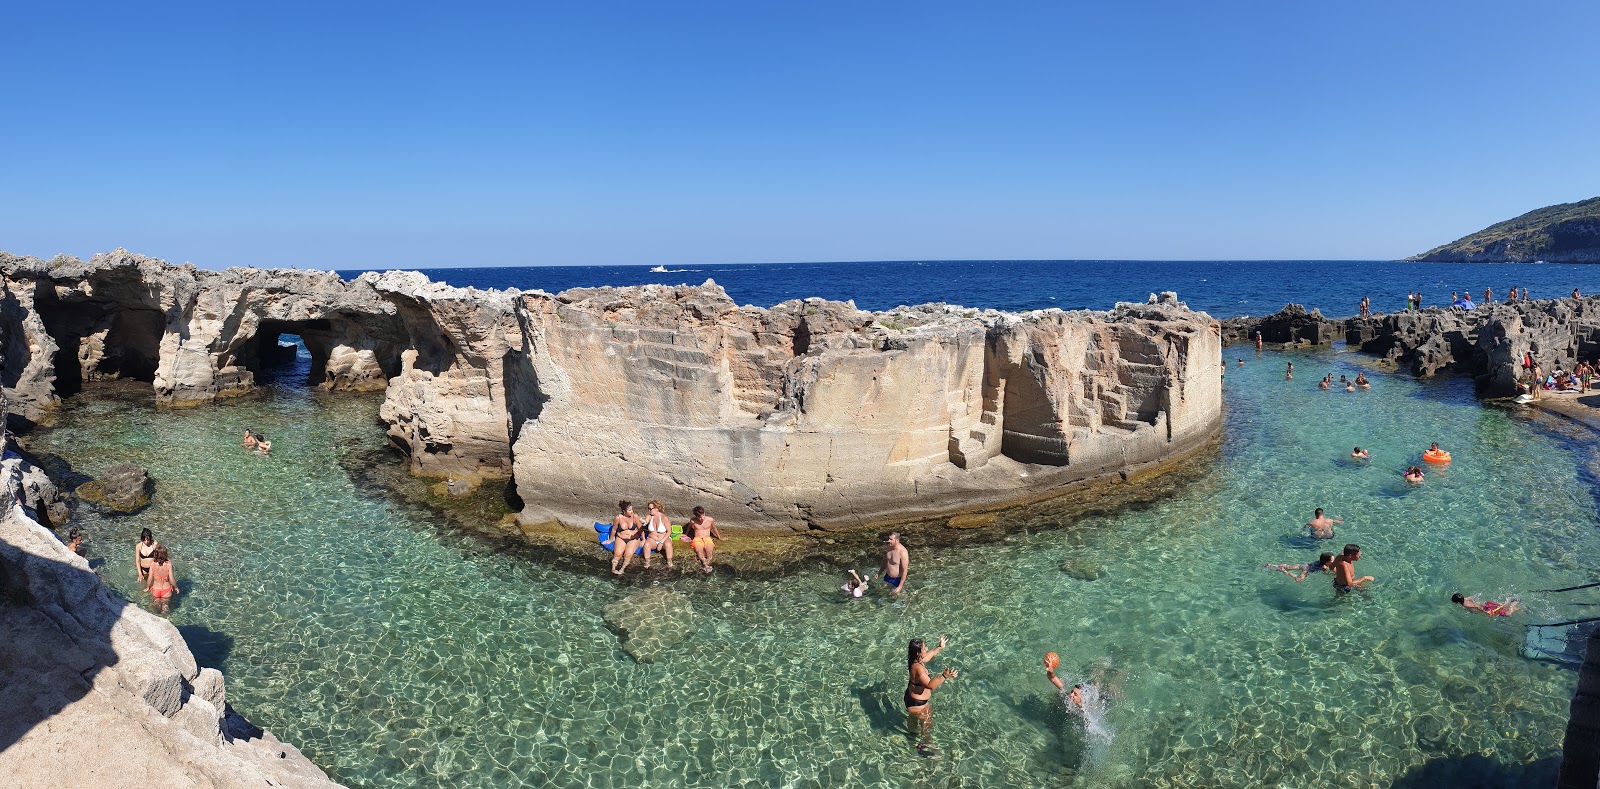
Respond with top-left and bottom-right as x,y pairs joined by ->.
343,260 -> 1600,318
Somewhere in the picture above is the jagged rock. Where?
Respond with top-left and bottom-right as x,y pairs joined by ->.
76,463 -> 152,514
602,589 -> 696,664
1221,303 -> 1340,346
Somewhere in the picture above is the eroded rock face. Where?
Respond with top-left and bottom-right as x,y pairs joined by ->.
602,588 -> 696,663
0,439 -> 341,787
3,250 -> 1225,533
511,286 -> 1222,531
1220,303 -> 1342,346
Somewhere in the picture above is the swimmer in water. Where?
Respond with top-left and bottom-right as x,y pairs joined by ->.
1351,447 -> 1368,459
1451,593 -> 1520,617
1286,361 -> 1293,380
1236,358 -> 1244,366
1305,507 -> 1342,540
1320,375 -> 1331,390
841,569 -> 871,598
1344,381 -> 1355,392
1044,657 -> 1089,711
1404,466 -> 1424,484
906,635 -> 956,755
1264,552 -> 1336,582
1332,544 -> 1374,594
1355,372 -> 1370,389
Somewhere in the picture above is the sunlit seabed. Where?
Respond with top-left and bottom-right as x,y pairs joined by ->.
29,347 -> 1600,787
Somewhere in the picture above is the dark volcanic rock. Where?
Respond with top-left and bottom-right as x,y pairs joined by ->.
76,463 -> 153,514
1221,304 -> 1341,346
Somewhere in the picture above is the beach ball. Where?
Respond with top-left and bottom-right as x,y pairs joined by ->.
1043,652 -> 1059,670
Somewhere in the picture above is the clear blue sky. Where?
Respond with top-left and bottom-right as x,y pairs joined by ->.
3,1 -> 1596,269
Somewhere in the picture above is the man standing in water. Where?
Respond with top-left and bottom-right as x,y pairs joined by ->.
1333,544 -> 1374,594
1305,508 -> 1342,540
883,532 -> 910,595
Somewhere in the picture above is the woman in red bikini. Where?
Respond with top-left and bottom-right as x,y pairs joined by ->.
1451,593 -> 1519,617
145,545 -> 178,612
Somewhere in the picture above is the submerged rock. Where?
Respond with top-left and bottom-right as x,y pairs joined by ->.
76,463 -> 152,514
602,589 -> 696,664
1060,557 -> 1103,581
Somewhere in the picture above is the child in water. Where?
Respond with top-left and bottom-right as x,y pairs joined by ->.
1452,593 -> 1519,617
841,569 -> 871,598
1264,552 -> 1336,582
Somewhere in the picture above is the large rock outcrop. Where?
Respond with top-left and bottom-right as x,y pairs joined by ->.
1220,303 -> 1343,346
0,440 -> 340,787
1344,298 -> 1600,396
511,288 -> 1221,530
2,251 -> 1225,532
1409,196 -> 1600,263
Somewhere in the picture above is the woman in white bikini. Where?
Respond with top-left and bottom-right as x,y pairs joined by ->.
641,500 -> 674,570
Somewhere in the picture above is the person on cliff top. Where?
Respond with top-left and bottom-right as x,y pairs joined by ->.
1404,466 -> 1425,484
905,635 -> 956,755
1485,287 -> 1493,304
1575,289 -> 1582,299
1332,544 -> 1373,595
1305,508 -> 1341,540
641,499 -> 674,570
883,532 -> 910,595
1451,592 -> 1520,617
144,545 -> 178,612
134,528 -> 159,583
1264,552 -> 1336,582
242,429 -> 257,450
687,505 -> 721,573
1350,447 -> 1368,460
611,500 -> 644,575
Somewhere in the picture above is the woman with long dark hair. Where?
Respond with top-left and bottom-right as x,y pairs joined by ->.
905,635 -> 957,754
134,528 -> 158,583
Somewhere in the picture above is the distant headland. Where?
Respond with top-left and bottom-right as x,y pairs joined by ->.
1407,196 -> 1600,263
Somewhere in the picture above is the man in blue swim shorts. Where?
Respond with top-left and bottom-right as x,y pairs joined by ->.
882,532 -> 909,596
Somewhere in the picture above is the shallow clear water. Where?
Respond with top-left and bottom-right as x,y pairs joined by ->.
31,347 -> 1600,787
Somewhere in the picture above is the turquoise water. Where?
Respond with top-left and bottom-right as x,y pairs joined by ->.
31,347 -> 1600,787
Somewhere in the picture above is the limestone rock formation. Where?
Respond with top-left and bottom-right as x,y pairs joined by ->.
76,462 -> 153,514
0,440 -> 340,787
510,286 -> 1222,531
3,250 -> 1225,534
602,588 -> 696,663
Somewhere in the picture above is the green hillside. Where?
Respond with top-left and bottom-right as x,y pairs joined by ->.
1407,196 -> 1600,263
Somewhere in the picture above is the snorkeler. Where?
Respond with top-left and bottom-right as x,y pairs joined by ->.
1451,593 -> 1520,617
1263,552 -> 1336,582
1305,508 -> 1342,540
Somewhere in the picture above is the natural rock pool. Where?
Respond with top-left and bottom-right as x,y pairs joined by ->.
31,346 -> 1600,787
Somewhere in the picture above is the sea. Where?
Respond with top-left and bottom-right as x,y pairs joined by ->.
341,259 -> 1600,317
30,259 -> 1600,788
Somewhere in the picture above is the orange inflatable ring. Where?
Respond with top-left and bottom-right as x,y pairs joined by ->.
1423,449 -> 1451,464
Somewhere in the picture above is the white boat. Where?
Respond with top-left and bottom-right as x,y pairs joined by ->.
649,265 -> 669,273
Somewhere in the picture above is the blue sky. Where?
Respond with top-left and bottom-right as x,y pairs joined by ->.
3,1 -> 1596,268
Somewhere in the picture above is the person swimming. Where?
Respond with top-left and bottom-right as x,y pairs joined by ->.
841,569 -> 871,598
1305,508 -> 1342,540
1451,593 -> 1520,617
1332,544 -> 1374,594
1404,466 -> 1425,483
1351,447 -> 1368,459
1264,552 -> 1336,582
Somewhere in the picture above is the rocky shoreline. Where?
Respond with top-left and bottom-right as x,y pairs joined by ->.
0,436 -> 340,787
2,250 -> 1225,536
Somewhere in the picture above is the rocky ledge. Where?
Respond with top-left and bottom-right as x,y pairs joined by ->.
2,250 -> 1223,533
0,438 -> 340,787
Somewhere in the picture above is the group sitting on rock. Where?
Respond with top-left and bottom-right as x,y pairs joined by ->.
609,500 -> 722,575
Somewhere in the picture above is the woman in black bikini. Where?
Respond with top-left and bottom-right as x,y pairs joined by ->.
610,500 -> 644,575
134,528 -> 159,583
905,635 -> 957,754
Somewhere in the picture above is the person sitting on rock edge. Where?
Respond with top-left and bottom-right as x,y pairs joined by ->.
687,506 -> 721,573
611,500 -> 644,575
